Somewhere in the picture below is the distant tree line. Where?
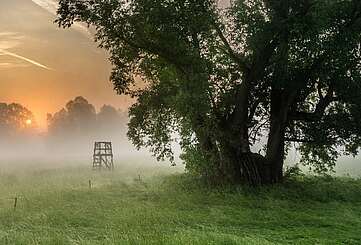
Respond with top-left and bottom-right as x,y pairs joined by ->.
46,96 -> 128,153
0,97 -> 128,156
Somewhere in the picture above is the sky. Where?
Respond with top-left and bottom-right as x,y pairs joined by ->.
0,0 -> 132,130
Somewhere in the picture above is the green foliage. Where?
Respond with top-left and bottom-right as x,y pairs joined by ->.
283,164 -> 305,179
299,144 -> 339,174
180,145 -> 212,178
56,0 -> 361,179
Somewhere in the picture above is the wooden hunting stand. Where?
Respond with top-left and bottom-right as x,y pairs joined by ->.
93,142 -> 114,171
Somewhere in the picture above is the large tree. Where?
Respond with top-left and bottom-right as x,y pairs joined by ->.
97,105 -> 128,134
47,96 -> 97,151
57,0 -> 361,185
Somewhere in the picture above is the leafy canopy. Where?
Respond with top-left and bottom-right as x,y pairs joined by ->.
57,0 -> 361,174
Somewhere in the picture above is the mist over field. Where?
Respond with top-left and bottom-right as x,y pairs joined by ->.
0,97 -> 359,177
0,96 -> 182,175
0,93 -> 359,176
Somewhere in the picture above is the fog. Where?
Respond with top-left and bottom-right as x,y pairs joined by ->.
0,96 -> 359,177
0,97 -> 181,175
0,134 -> 180,183
284,148 -> 361,177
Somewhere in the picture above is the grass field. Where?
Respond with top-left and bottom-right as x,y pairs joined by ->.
0,160 -> 361,244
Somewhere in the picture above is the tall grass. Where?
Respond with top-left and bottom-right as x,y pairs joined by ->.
0,161 -> 360,244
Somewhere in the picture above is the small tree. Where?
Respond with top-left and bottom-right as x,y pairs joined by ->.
57,0 -> 361,185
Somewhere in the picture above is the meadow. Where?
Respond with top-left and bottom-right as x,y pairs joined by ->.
0,159 -> 361,245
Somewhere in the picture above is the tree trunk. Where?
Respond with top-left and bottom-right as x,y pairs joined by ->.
266,121 -> 286,183
265,89 -> 292,183
218,139 -> 262,185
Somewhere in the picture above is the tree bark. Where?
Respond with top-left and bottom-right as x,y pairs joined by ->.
265,89 -> 294,183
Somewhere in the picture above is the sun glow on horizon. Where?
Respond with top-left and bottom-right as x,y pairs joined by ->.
0,0 -> 132,133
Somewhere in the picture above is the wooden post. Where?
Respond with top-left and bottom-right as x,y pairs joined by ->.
14,197 -> 17,211
89,180 -> 92,189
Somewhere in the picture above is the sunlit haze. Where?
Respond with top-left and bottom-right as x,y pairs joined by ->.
0,0 -> 131,129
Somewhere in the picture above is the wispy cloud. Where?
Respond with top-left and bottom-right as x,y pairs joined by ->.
0,33 -> 23,50
0,32 -> 52,70
0,32 -> 22,37
30,0 -> 92,38
0,62 -> 30,69
0,49 -> 52,70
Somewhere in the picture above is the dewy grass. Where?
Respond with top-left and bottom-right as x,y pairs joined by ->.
0,162 -> 360,245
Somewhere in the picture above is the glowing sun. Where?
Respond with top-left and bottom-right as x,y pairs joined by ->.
26,119 -> 32,125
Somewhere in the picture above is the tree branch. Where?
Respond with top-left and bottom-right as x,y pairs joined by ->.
212,22 -> 250,73
290,86 -> 336,121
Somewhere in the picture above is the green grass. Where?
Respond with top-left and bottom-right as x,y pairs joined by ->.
0,161 -> 361,244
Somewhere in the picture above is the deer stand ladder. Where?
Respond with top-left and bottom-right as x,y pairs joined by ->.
93,142 -> 114,171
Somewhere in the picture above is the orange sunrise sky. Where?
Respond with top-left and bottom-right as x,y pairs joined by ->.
0,0 -> 132,129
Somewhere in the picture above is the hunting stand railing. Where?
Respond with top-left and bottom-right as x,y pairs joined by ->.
93,142 -> 114,171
